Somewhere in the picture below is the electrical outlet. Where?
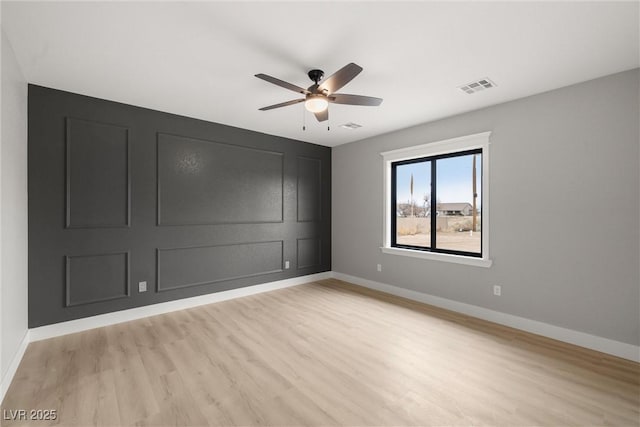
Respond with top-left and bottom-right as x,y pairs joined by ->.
138,281 -> 147,293
377,264 -> 382,272
284,260 -> 290,269
493,285 -> 501,296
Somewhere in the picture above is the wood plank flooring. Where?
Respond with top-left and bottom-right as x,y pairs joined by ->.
2,279 -> 639,426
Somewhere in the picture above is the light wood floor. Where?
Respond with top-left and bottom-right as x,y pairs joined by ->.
2,279 -> 639,426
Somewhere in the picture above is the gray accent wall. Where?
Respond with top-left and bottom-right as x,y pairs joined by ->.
28,85 -> 331,327
332,69 -> 640,346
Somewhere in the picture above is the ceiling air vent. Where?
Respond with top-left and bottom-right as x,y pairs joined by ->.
340,122 -> 362,130
459,78 -> 496,94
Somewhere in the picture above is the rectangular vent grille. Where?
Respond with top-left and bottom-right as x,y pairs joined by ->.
340,122 -> 362,130
459,78 -> 496,94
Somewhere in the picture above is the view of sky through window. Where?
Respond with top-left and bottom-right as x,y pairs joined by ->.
396,154 -> 481,207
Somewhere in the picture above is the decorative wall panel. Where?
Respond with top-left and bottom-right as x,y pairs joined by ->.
66,118 -> 129,228
157,241 -> 283,291
66,252 -> 130,307
297,238 -> 321,269
158,133 -> 284,225
297,156 -> 321,222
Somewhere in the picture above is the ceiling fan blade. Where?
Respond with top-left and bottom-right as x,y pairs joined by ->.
314,109 -> 328,122
259,98 -> 305,111
255,74 -> 309,95
329,94 -> 383,106
318,63 -> 363,94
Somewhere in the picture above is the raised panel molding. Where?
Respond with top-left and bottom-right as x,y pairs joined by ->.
297,237 -> 322,269
157,133 -> 284,226
297,156 -> 322,222
65,117 -> 130,228
65,252 -> 130,307
157,240 -> 284,292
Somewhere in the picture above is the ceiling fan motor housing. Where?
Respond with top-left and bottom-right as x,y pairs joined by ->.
308,69 -> 324,84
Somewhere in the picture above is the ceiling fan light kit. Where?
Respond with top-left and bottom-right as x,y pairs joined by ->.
255,62 -> 383,125
305,94 -> 329,113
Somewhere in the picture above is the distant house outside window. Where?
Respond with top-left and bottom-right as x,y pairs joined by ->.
381,132 -> 492,267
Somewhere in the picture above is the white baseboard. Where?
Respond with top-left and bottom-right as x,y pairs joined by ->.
332,272 -> 640,362
0,329 -> 30,403
30,272 -> 332,342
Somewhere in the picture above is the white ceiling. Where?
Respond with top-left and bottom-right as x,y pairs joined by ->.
2,1 -> 638,147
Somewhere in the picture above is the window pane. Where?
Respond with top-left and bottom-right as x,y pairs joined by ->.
395,161 -> 431,248
435,153 -> 481,254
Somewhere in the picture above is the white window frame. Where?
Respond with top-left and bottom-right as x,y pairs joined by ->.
380,131 -> 492,268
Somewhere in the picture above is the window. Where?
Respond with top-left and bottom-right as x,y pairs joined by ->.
381,132 -> 492,267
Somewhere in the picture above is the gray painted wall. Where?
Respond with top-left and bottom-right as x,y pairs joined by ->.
1,29 -> 28,383
332,69 -> 639,346
29,85 -> 331,327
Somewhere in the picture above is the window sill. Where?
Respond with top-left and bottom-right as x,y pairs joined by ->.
380,247 -> 493,268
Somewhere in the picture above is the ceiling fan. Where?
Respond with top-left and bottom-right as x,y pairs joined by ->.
255,63 -> 383,123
